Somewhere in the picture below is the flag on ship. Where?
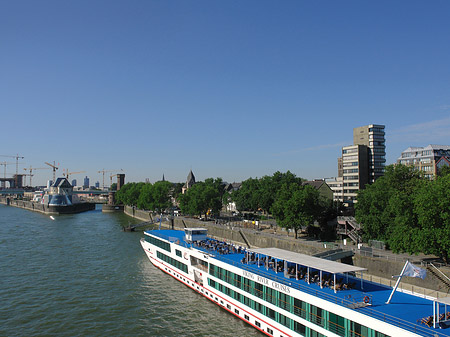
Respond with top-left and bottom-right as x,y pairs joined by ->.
403,262 -> 427,279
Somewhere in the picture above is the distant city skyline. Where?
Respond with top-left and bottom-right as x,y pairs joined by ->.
1,1 -> 449,186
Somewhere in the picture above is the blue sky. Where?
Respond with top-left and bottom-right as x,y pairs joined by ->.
1,1 -> 450,187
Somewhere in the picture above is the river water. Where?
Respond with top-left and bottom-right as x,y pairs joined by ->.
0,205 -> 261,337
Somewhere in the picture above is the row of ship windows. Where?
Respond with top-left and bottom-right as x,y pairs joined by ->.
157,251 -> 188,273
209,264 -> 390,337
146,236 -> 171,253
208,278 -> 326,337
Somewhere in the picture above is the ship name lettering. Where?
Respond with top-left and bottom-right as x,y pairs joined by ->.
272,281 -> 290,294
256,275 -> 269,285
243,271 -> 255,280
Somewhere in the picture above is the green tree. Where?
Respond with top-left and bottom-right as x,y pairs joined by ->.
137,183 -> 154,210
272,183 -> 321,239
152,180 -> 173,212
438,165 -> 450,177
232,171 -> 303,214
232,177 -> 260,212
179,178 -> 224,219
355,164 -> 423,243
414,175 -> 450,263
115,182 -> 145,206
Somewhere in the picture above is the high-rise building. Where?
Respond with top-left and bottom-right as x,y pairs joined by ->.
397,144 -> 450,179
71,179 -> 77,187
342,145 -> 369,203
353,124 -> 386,184
95,181 -> 100,188
335,124 -> 385,205
83,176 -> 89,188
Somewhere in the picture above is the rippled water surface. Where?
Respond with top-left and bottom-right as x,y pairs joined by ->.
0,205 -> 262,336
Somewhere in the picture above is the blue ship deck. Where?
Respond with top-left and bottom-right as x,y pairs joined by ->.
146,229 -> 450,337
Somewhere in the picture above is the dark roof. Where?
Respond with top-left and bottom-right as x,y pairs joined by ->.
303,180 -> 325,189
187,170 -> 195,184
225,182 -> 242,192
52,177 -> 72,188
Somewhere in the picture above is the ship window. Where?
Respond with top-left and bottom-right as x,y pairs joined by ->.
227,304 -> 231,310
235,309 -> 239,315
329,313 -> 345,336
310,305 -> 325,327
255,321 -> 261,328
176,249 -> 182,257
244,315 -> 249,321
254,282 -> 263,299
294,321 -> 306,334
266,307 -> 276,320
293,298 -> 307,319
278,313 -> 291,328
267,327 -> 273,335
350,322 -> 369,337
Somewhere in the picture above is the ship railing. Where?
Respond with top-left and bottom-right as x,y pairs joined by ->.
212,254 -> 450,337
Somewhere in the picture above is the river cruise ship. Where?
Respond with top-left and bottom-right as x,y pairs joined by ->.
140,228 -> 450,337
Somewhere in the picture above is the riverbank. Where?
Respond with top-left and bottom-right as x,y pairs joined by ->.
0,196 -> 96,215
122,205 -> 450,298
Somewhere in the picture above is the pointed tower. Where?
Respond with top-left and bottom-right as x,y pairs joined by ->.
182,170 -> 196,194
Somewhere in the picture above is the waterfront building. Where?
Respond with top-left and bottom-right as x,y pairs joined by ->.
341,145 -> 369,204
72,179 -> 77,187
334,124 -> 385,205
397,145 -> 450,179
353,124 -> 386,184
95,181 -> 100,188
325,177 -> 343,203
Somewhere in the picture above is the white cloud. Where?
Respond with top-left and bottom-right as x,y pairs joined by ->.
390,116 -> 450,144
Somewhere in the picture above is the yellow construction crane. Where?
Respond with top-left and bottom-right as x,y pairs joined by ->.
44,161 -> 59,182
63,169 -> 85,181
98,169 -> 122,190
23,166 -> 50,187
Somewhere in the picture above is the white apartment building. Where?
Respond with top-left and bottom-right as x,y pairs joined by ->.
397,144 -> 450,179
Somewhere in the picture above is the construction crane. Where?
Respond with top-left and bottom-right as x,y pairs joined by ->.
23,166 -> 50,187
63,169 -> 85,181
44,161 -> 59,182
98,169 -> 122,190
0,154 -> 24,186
